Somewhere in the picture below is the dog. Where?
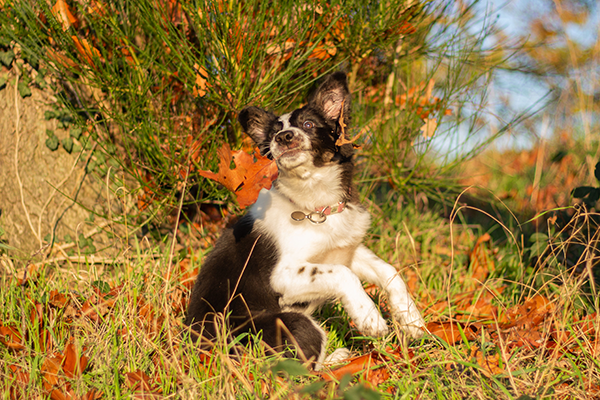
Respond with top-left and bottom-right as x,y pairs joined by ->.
185,72 -> 425,367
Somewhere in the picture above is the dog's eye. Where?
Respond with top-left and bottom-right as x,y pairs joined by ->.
303,121 -> 314,129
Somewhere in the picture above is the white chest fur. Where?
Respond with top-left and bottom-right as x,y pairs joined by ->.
250,187 -> 371,267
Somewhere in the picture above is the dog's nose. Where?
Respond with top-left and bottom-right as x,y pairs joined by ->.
275,130 -> 294,145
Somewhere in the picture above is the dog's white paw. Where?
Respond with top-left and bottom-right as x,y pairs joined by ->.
325,348 -> 352,364
314,348 -> 352,371
397,322 -> 425,339
356,313 -> 389,337
393,310 -> 425,339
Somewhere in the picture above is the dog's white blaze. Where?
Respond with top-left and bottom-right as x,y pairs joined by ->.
278,112 -> 292,129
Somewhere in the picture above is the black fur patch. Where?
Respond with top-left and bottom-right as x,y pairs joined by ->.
185,213 -> 281,340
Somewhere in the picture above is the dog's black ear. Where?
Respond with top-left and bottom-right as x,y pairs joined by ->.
238,106 -> 277,146
310,72 -> 351,124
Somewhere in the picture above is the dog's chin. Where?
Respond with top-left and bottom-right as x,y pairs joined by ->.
275,149 -> 311,170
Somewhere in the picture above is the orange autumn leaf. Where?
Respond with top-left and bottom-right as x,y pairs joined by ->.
46,48 -> 78,69
469,233 -> 494,283
62,342 -> 88,378
193,63 -> 209,98
8,364 -> 30,385
198,143 -> 278,207
500,294 -> 555,328
470,346 -> 504,377
426,321 -> 478,344
72,36 -> 102,67
41,355 -> 63,391
0,324 -> 25,350
52,0 -> 78,31
320,352 -> 385,382
49,289 -> 70,308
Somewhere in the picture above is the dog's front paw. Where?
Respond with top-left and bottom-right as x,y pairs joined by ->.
355,313 -> 389,337
393,310 -> 425,339
325,348 -> 352,364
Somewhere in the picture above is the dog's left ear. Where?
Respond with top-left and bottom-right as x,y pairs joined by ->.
310,72 -> 351,125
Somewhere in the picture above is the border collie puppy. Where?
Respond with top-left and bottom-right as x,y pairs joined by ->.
185,72 -> 425,367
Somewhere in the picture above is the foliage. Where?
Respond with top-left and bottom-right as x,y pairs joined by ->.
0,0 -> 515,221
1,201 -> 599,399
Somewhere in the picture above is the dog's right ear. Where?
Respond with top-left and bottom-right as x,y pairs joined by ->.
238,106 -> 277,147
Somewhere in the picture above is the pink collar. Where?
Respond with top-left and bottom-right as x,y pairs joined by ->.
290,201 -> 346,224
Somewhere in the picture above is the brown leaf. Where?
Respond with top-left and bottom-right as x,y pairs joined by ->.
71,36 -> 102,67
469,233 -> 494,284
82,389 -> 104,400
198,144 -> 278,207
49,290 -> 70,308
363,366 -> 390,388
0,325 -> 25,350
426,321 -> 478,344
51,0 -> 78,31
419,118 -> 437,138
8,364 -> 30,385
193,63 -> 209,98
62,342 -> 88,378
41,355 -> 63,391
470,346 -> 504,377
49,388 -> 74,400
456,296 -> 498,320
501,295 -> 555,329
125,369 -> 154,392
319,349 -> 396,382
334,100 -> 362,148
81,301 -> 100,322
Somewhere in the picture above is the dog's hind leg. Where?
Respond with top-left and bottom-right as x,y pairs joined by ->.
250,311 -> 326,368
350,245 -> 425,338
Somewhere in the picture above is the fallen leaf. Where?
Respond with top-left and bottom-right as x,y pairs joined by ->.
41,355 -> 63,391
500,295 -> 555,329
46,48 -> 78,69
125,369 -> 153,392
320,352 -> 382,381
468,233 -> 494,284
0,325 -> 25,350
8,364 -> 29,385
62,342 -> 88,378
334,100 -> 362,149
82,389 -> 104,400
426,321 -> 478,344
51,0 -> 78,31
49,290 -> 70,308
470,346 -> 504,377
71,36 -> 102,67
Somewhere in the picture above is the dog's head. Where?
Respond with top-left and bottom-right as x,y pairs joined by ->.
238,72 -> 353,172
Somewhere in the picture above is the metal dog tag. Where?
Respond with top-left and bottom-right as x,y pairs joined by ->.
291,211 -> 327,224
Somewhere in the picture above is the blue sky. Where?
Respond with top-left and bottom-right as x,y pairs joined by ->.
430,0 -> 599,159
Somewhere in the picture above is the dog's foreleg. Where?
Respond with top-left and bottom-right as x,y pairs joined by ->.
350,245 -> 425,338
271,262 -> 389,337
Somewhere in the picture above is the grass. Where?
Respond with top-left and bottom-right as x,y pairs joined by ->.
2,197 -> 599,399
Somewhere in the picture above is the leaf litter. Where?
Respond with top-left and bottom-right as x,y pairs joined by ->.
2,228 -> 599,398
